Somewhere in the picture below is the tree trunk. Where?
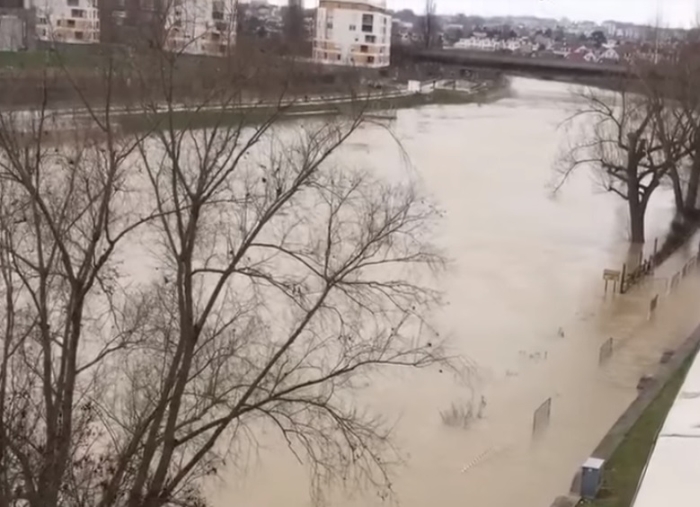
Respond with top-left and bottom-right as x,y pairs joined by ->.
629,195 -> 646,244
668,167 -> 686,215
627,143 -> 646,244
685,156 -> 700,215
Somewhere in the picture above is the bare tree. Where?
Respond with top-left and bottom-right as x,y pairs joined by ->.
0,38 -> 450,507
422,0 -> 437,49
658,40 -> 700,218
631,35 -> 700,236
556,86 -> 677,244
284,0 -> 307,54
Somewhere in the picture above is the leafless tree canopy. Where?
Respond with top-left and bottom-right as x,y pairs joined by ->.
557,44 -> 700,245
557,86 -> 673,243
0,44 -> 449,507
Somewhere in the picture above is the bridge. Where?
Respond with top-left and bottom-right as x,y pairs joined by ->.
407,49 -> 631,82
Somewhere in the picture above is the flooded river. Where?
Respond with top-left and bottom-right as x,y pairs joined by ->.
208,78 -> 700,507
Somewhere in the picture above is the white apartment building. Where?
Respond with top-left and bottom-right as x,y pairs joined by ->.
34,0 -> 100,45
31,0 -> 236,56
313,0 -> 391,68
164,0 -> 237,56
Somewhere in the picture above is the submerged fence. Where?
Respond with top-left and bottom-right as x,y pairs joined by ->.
530,251 -> 698,445
668,255 -> 698,295
599,337 -> 614,365
599,252 -> 699,367
532,397 -> 552,437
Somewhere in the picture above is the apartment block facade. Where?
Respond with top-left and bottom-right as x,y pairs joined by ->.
163,0 -> 236,56
313,0 -> 391,68
0,2 -> 37,50
34,0 -> 100,44
30,0 -> 236,55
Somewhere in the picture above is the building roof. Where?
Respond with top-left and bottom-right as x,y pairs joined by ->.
631,351 -> 700,507
322,0 -> 386,7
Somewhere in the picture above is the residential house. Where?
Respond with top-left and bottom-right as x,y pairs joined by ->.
533,32 -> 553,50
453,36 -> 499,51
515,40 -> 534,55
551,42 -> 570,58
572,44 -> 591,55
599,47 -> 620,62
567,49 -> 598,63
615,41 -> 638,61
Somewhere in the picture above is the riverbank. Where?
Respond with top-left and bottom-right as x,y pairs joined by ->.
127,80 -> 506,132
13,76 -> 509,136
587,352 -> 695,507
549,247 -> 700,507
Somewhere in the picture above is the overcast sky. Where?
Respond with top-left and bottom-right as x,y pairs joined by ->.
387,0 -> 699,27
288,0 -> 700,27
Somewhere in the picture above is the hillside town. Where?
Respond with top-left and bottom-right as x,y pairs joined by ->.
0,0 -> 695,67
392,11 -> 694,65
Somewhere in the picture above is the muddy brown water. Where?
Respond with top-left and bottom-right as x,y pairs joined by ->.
206,78 -> 700,507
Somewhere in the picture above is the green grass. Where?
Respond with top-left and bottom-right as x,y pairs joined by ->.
586,355 -> 694,507
0,49 -> 101,69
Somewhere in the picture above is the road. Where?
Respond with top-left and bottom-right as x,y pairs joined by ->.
410,48 -> 630,81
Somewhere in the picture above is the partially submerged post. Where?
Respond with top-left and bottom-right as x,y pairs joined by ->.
603,268 -> 621,294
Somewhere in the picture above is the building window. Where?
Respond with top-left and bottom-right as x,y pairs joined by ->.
361,13 -> 373,32
74,31 -> 84,40
71,9 -> 85,18
360,45 -> 368,53
67,0 -> 78,5
212,0 -> 224,20
365,34 -> 376,43
326,22 -> 333,29
67,19 -> 76,27
349,24 -> 356,31
367,56 -> 375,64
337,54 -> 341,60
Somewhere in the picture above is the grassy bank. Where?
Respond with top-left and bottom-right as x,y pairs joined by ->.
118,82 -> 508,133
585,354 -> 695,507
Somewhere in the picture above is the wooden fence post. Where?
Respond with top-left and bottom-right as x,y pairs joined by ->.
620,263 -> 627,294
